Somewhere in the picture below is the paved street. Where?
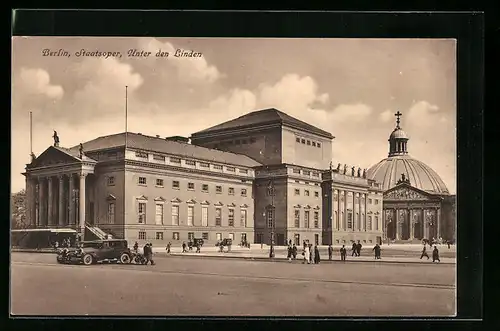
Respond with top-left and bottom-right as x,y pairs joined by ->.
11,252 -> 456,316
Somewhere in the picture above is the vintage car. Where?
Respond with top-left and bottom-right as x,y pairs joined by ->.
56,239 -> 133,265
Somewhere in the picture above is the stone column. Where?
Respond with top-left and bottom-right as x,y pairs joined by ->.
436,207 -> 441,239
58,175 -> 65,227
344,191 -> 348,230
47,177 -> 54,226
423,209 -> 429,239
25,176 -> 33,227
68,173 -> 75,226
38,177 -> 46,226
79,173 -> 87,238
364,194 -> 367,231
409,209 -> 414,240
395,209 -> 401,240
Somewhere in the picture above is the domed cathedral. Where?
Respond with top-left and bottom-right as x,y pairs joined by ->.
366,111 -> 456,243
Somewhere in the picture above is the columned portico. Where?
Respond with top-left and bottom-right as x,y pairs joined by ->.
79,173 -> 87,237
58,175 -> 65,226
68,174 -> 75,226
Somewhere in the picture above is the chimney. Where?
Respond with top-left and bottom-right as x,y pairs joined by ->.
165,136 -> 190,144
156,135 -> 160,138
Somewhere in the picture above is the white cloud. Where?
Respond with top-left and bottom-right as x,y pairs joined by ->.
139,38 -> 222,84
379,109 -> 392,122
330,103 -> 373,122
18,68 -> 64,99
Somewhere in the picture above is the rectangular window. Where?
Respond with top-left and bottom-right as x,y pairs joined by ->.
138,177 -> 147,185
156,232 -> 163,240
188,182 -> 195,190
156,179 -> 164,187
312,172 -> 319,177
301,139 -> 305,144
239,169 -> 248,174
228,187 -> 235,195
216,233 -> 222,241
296,137 -> 300,143
312,141 -> 316,147
368,198 -> 372,204
155,204 -> 164,225
138,202 -> 146,224
170,157 -> 181,164
293,168 -> 301,174
202,232 -> 209,240
107,203 -> 115,224
215,208 -> 222,226
153,154 -> 165,161
228,233 -> 234,241
171,205 -> 179,225
303,170 -> 311,176
267,208 -> 274,228
216,185 -> 223,193
317,143 -> 321,148
368,216 -> 372,231
228,208 -> 235,227
240,209 -> 247,227
185,160 -> 196,166
294,210 -> 300,228
304,190 -> 310,196
304,211 -> 310,228
188,232 -> 194,240
347,213 -> 353,229
200,162 -> 210,168
187,205 -> 194,226
135,151 -> 148,158
314,211 -> 319,228
138,231 -> 146,240
201,206 -> 208,226
314,191 -> 319,198
307,140 -> 311,145
375,199 -> 379,205
226,166 -> 236,172
107,176 -> 115,186
375,216 -> 379,230
241,189 -> 247,197
172,232 -> 179,240
213,164 -> 223,170
294,189 -> 300,196
172,181 -> 180,189
202,184 -> 209,192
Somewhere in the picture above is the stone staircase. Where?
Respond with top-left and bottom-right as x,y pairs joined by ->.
85,223 -> 109,240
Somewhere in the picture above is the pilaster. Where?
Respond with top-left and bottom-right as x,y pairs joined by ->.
58,175 -> 65,226
68,173 -> 75,225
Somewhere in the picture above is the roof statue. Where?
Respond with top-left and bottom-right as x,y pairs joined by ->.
396,173 -> 410,185
337,163 -> 341,172
329,161 -> 333,171
79,143 -> 84,159
351,166 -> 355,177
343,164 -> 347,175
52,130 -> 60,147
30,152 -> 37,162
362,168 -> 367,178
357,167 -> 361,177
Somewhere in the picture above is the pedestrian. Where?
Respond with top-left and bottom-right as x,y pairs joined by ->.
188,241 -> 193,251
328,244 -> 333,260
289,239 -> 292,246
309,244 -> 313,264
292,244 -> 297,260
143,243 -> 151,265
420,244 -> 430,260
351,242 -> 357,257
133,241 -> 139,253
372,243 -> 381,259
182,241 -> 187,253
196,242 -> 201,253
447,241 -> 451,249
314,245 -> 321,264
166,242 -> 171,254
356,240 -> 362,257
432,246 -> 440,263
340,245 -> 347,261
303,244 -> 310,264
287,244 -> 292,262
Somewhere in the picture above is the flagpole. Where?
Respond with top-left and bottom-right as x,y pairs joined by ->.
125,86 -> 128,148
29,111 -> 33,158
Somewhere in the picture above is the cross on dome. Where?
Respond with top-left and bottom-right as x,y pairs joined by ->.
394,111 -> 402,129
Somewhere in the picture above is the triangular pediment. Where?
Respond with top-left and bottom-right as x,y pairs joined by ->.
28,146 -> 81,168
304,204 -> 311,209
186,199 -> 197,204
294,204 -> 302,208
227,203 -> 236,207
200,200 -> 210,205
313,205 -> 320,210
384,183 -> 438,201
171,197 -> 182,203
240,204 -> 249,208
214,201 -> 224,206
106,194 -> 116,201
137,195 -> 148,201
154,196 -> 166,202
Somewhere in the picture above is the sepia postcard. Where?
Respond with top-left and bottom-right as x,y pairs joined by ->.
11,36 -> 457,317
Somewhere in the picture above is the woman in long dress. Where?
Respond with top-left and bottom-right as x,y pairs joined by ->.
304,245 -> 310,264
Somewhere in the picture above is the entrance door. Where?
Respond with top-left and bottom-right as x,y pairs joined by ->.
276,233 -> 285,246
294,234 -> 300,245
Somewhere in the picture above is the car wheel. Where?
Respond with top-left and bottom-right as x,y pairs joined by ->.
82,254 -> 94,265
120,253 -> 131,264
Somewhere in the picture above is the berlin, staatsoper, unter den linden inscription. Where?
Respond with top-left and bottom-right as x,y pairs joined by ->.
41,48 -> 203,59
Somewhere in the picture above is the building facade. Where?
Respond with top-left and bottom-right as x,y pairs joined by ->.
22,108 -> 390,247
366,112 -> 456,242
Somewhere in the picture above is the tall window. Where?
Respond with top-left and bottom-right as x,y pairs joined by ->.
240,209 -> 247,227
201,206 -> 208,226
304,210 -> 310,228
294,210 -> 300,228
241,189 -> 247,197
304,190 -> 310,196
314,211 -> 319,228
266,207 -> 274,228
138,231 -> 146,240
228,187 -> 235,195
228,208 -> 235,226
347,213 -> 353,229
215,208 -> 222,226
216,186 -> 223,193
375,216 -> 379,230
188,232 -> 194,240
356,213 -> 360,230
138,177 -> 147,185
107,203 -> 115,224
138,203 -> 146,224
187,206 -> 194,226
368,216 -> 372,231
156,232 -> 163,240
216,233 -> 222,241
155,204 -> 163,225
335,211 -> 339,229
171,205 -> 179,225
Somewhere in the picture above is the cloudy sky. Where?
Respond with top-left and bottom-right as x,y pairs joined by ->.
11,37 -> 456,193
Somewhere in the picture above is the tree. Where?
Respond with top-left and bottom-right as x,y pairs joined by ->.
11,189 -> 27,229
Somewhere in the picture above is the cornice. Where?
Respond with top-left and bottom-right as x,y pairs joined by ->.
190,121 -> 282,139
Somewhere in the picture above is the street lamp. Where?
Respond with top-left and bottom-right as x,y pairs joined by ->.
268,178 -> 275,258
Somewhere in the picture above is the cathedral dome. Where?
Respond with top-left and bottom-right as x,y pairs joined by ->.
366,155 -> 449,194
367,110 -> 449,194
